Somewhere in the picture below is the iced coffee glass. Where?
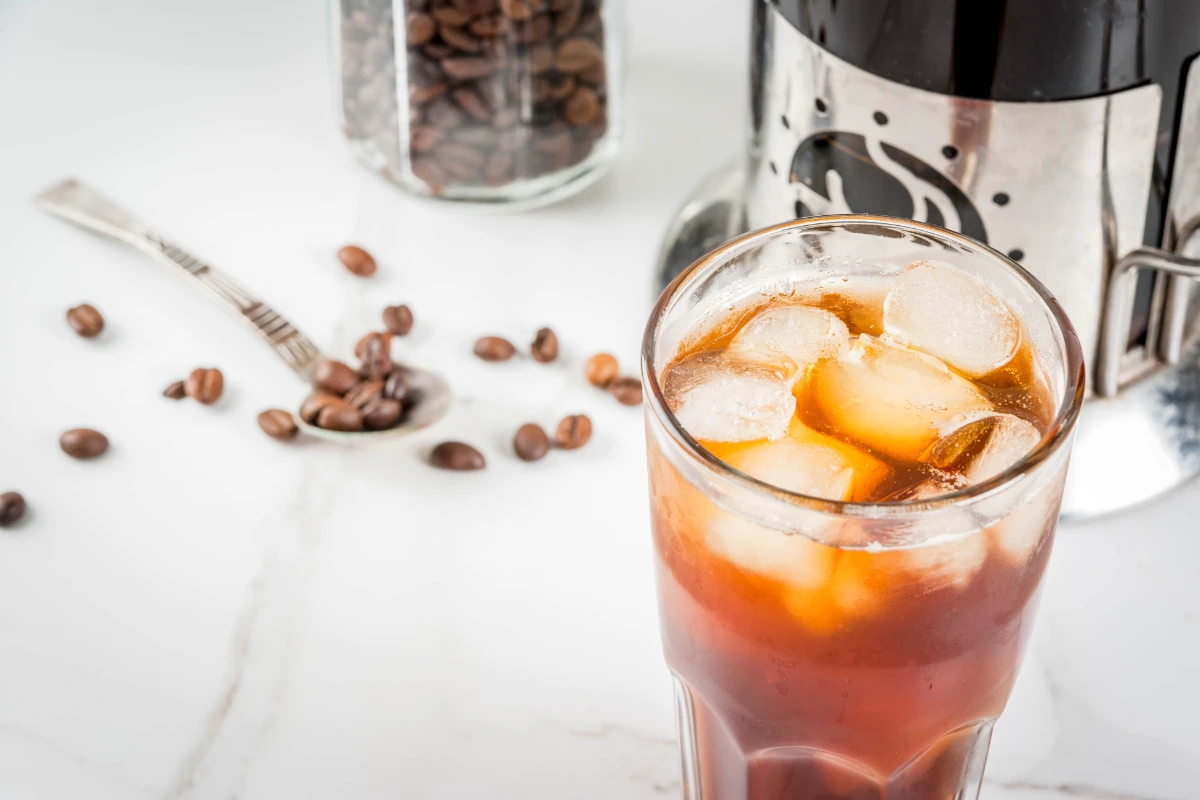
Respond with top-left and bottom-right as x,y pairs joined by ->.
642,217 -> 1084,800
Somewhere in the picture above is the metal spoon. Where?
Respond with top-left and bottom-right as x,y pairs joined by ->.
35,178 -> 451,441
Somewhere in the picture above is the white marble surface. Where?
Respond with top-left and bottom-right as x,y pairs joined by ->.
1,1 -> 1198,798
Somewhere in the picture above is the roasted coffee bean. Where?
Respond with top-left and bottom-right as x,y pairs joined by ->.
498,0 -> 533,19
163,380 -> 187,400
317,402 -> 365,432
440,24 -> 483,53
410,80 -> 449,105
337,244 -> 377,277
258,409 -> 299,441
423,42 -> 455,60
355,331 -> 393,361
383,304 -> 414,336
474,335 -> 516,361
432,5 -> 473,25
60,428 -> 109,460
345,379 -> 386,410
441,56 -> 494,80
564,86 -> 600,125
186,367 -> 224,405
453,87 -> 491,120
531,327 -> 558,363
428,97 -> 465,128
0,492 -> 26,528
453,0 -> 496,13
584,352 -> 618,387
528,43 -> 555,73
513,13 -> 553,44
513,423 -> 550,461
313,359 -> 360,395
609,376 -> 643,406
359,333 -> 395,380
300,391 -> 342,424
411,125 -> 445,152
578,61 -> 606,86
430,441 -> 486,470
554,414 -> 592,449
66,303 -> 104,338
553,0 -> 582,35
555,36 -> 603,72
362,396 -> 404,430
383,367 -> 414,403
469,14 -> 507,36
406,12 -> 437,45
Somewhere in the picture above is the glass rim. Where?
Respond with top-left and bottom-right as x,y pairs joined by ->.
641,214 -> 1087,516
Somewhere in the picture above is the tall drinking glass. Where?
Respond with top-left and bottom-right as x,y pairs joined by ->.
642,217 -> 1085,799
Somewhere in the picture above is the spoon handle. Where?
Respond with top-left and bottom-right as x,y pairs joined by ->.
35,178 -> 323,382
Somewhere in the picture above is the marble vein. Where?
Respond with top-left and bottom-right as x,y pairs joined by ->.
0,723 -> 156,797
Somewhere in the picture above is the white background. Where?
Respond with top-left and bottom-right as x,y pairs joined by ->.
0,0 -> 1197,798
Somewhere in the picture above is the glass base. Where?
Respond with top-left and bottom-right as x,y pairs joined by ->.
672,673 -> 995,800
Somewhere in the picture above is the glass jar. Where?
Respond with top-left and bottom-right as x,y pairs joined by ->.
333,0 -> 621,208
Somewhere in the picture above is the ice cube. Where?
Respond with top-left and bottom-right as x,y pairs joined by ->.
883,260 -> 1020,377
705,510 -> 837,590
663,351 -> 797,443
896,533 -> 988,592
730,305 -> 850,379
989,475 -> 1062,564
806,335 -> 991,461
966,414 -> 1042,484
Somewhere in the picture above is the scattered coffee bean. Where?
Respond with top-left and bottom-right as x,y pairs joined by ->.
513,423 -> 550,461
185,367 -> 225,405
383,304 -> 415,336
384,368 -> 414,404
355,330 -> 393,360
359,332 -> 395,379
362,396 -> 404,430
60,428 -> 109,460
554,414 -> 592,449
531,327 -> 559,362
258,409 -> 299,441
163,380 -> 187,400
430,441 -> 486,470
474,335 -> 516,361
609,375 -> 643,406
0,492 -> 26,528
300,391 -> 343,424
313,359 -> 360,395
66,303 -> 104,338
317,402 -> 365,432
584,352 -> 618,387
337,244 -> 377,277
345,379 -> 386,410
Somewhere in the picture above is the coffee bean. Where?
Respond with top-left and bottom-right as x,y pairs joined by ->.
337,244 -> 377,277
410,80 -> 450,105
453,87 -> 491,120
453,0 -> 496,13
362,396 -> 404,430
529,43 -> 556,73
564,86 -> 599,125
555,36 -> 603,72
513,423 -> 550,461
359,333 -> 394,380
474,335 -> 516,361
411,125 -> 445,152
554,414 -> 592,449
578,61 -> 606,86
258,409 -> 299,441
531,327 -> 558,362
608,376 -> 643,406
406,12 -> 437,45
385,368 -> 415,404
553,0 -> 582,35
313,359 -> 360,395
355,331 -> 393,360
440,23 -> 483,53
185,367 -> 224,405
345,379 -> 386,410
441,56 -> 494,80
60,428 -> 109,459
66,303 -> 104,338
432,5 -> 473,25
584,352 -> 618,387
383,304 -> 415,336
317,402 -> 365,432
163,380 -> 187,400
0,492 -> 26,528
498,0 -> 533,19
430,441 -> 486,470
469,14 -> 507,36
300,391 -> 342,423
